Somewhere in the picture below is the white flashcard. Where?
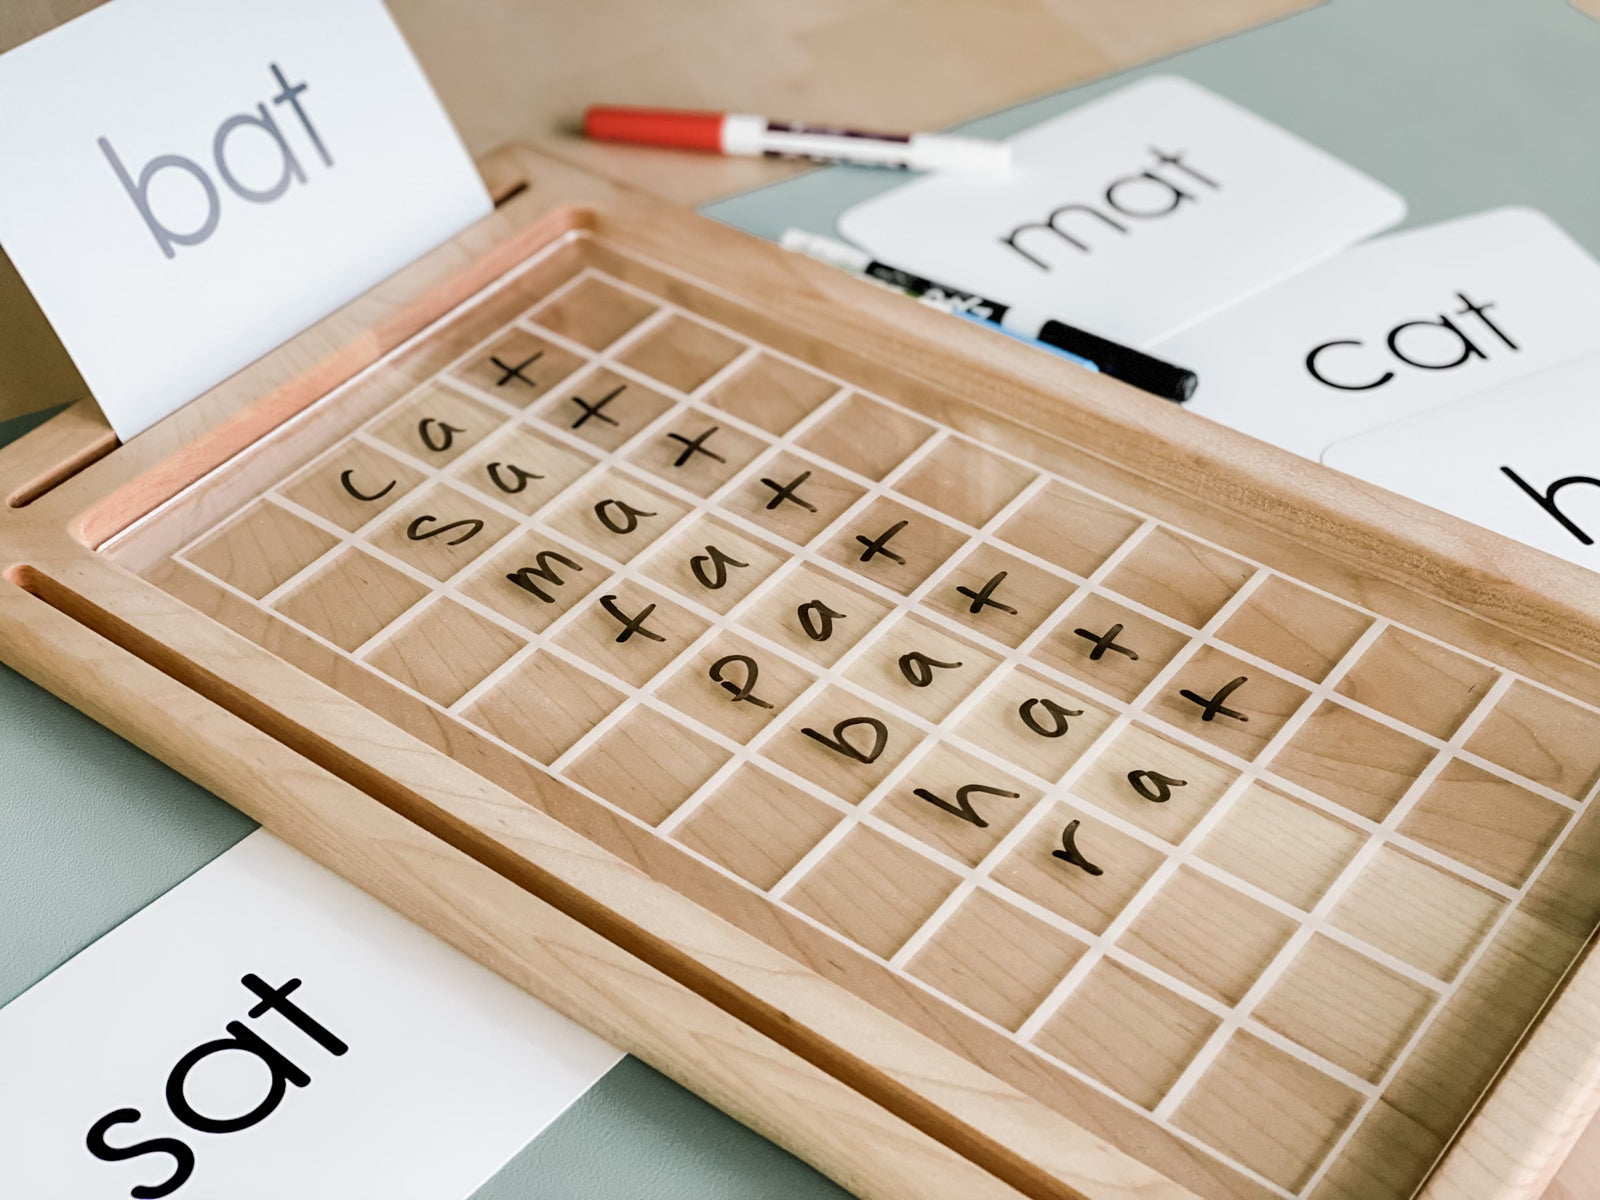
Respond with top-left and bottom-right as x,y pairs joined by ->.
836,75 -> 1405,347
0,831 -> 622,1200
1324,353 -> 1600,572
1154,208 -> 1600,459
0,0 -> 491,441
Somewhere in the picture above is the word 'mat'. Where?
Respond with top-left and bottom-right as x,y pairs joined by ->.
1000,146 -> 1218,270
86,973 -> 346,1199
100,64 -> 330,260
1304,291 -> 1517,392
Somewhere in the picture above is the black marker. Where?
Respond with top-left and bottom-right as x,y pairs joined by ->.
780,229 -> 1197,404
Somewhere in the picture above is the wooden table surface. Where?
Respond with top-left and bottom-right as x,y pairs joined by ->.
7,2 -> 1600,1196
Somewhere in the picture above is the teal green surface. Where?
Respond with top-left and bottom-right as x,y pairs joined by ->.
474,1058 -> 850,1200
4,1 -> 1596,1194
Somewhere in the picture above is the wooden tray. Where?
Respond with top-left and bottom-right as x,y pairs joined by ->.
4,146 -> 1600,1200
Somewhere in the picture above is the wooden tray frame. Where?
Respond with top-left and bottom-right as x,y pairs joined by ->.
2,145 -> 1600,1200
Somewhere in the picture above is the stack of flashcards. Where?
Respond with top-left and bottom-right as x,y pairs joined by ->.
836,77 -> 1408,348
1321,353 -> 1600,572
830,75 -> 1600,574
1157,208 -> 1600,573
1155,208 -> 1600,462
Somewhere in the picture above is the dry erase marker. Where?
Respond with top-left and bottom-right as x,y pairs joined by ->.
583,106 -> 1011,173
774,229 -> 1095,368
780,229 -> 1198,403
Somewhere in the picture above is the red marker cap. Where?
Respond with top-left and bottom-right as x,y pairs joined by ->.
582,105 -> 724,153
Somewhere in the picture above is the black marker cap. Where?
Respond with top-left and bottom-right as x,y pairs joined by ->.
1036,320 -> 1198,404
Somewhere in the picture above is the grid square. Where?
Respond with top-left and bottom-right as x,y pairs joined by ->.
449,424 -> 596,516
272,548 -> 428,651
923,542 -> 1077,649
362,597 -> 524,707
1384,912 -> 1578,1144
1032,959 -> 1220,1109
655,630 -> 815,743
627,414 -> 767,498
1034,592 -> 1190,704
550,580 -> 708,689
370,382 -> 505,467
1464,681 -> 1600,800
616,313 -> 745,393
1268,700 -> 1434,822
876,743 -> 1037,867
1216,576 -> 1372,683
281,441 -> 425,533
1310,1101 -> 1445,1200
672,764 -> 842,889
787,825 -> 960,958
721,450 -> 867,546
1119,867 -> 1296,1004
703,351 -> 837,435
740,563 -> 892,669
908,889 -> 1086,1030
1398,759 -> 1570,887
1336,627 -> 1499,739
764,686 -> 919,803
456,532 -> 602,634
1173,1032 -> 1362,1192
796,393 -> 934,481
1523,802 -> 1600,942
565,706 -> 729,825
1328,846 -> 1504,982
995,481 -> 1143,578
957,666 -> 1114,785
451,326 -> 586,405
843,614 -> 999,724
542,469 -> 690,563
1149,644 -> 1311,761
462,651 -> 623,764
186,500 -> 338,600
527,275 -> 656,350
894,437 -> 1036,528
1101,527 -> 1253,629
991,803 -> 1166,935
641,515 -> 787,615
1196,783 -> 1364,911
533,366 -> 675,454
1255,934 -> 1434,1082
367,486 -> 514,582
819,495 -> 969,596
1071,725 -> 1237,845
